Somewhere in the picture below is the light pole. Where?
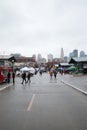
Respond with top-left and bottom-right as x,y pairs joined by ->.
11,59 -> 15,73
8,56 -> 16,83
11,59 -> 16,84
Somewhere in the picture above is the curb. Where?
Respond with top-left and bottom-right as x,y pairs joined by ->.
0,83 -> 13,91
61,80 -> 87,95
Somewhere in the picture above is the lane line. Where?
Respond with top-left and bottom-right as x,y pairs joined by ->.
27,94 -> 35,111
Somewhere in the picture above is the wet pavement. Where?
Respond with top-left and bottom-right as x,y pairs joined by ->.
61,74 -> 87,94
0,82 -> 13,91
0,73 -> 87,95
0,73 -> 87,130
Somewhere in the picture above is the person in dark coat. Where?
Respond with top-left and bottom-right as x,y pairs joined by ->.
39,70 -> 42,76
21,72 -> 26,84
12,71 -> 15,84
53,69 -> 57,79
7,71 -> 11,83
26,72 -> 31,83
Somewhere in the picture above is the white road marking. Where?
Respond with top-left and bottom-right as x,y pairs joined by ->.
27,94 -> 35,111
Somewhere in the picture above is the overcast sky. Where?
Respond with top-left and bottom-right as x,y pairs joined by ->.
0,0 -> 87,58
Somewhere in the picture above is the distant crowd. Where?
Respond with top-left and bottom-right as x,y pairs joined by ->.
6,66 -> 64,85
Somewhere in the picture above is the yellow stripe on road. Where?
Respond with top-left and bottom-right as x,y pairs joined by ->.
27,94 -> 35,111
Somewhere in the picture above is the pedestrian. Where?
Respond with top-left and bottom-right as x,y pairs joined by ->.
21,72 -> 26,84
49,70 -> 53,79
7,71 -> 11,83
60,67 -> 63,75
39,70 -> 42,76
26,72 -> 31,83
12,71 -> 15,84
53,69 -> 57,79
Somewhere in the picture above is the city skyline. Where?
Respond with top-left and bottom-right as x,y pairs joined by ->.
0,0 -> 87,58
0,48 -> 87,59
9,48 -> 87,61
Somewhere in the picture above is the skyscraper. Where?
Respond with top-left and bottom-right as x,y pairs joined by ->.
80,51 -> 85,57
32,54 -> 36,61
60,48 -> 64,62
73,49 -> 78,57
69,49 -> 78,58
37,54 -> 42,64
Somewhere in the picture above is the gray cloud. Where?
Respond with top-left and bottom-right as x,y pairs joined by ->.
0,0 -> 87,58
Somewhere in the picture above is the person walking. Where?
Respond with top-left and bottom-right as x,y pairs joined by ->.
49,69 -> 53,79
53,69 -> 57,79
39,70 -> 42,76
12,71 -> 15,84
7,71 -> 11,83
26,72 -> 31,83
21,72 -> 26,84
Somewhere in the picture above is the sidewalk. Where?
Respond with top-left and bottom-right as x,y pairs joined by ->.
61,74 -> 87,95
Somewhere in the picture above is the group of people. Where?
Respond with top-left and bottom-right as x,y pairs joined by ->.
7,71 -> 15,84
6,67 -> 58,85
49,68 -> 57,79
7,71 -> 31,85
21,72 -> 31,84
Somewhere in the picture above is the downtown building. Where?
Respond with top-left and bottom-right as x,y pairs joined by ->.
69,49 -> 78,58
47,54 -> 53,62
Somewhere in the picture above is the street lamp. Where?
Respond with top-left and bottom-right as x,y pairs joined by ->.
8,56 -> 16,83
9,56 -> 16,73
10,59 -> 16,84
11,59 -> 15,73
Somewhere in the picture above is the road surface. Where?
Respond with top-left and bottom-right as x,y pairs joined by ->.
0,73 -> 87,130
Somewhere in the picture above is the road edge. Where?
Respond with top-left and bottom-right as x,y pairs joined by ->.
0,83 -> 13,91
61,80 -> 87,95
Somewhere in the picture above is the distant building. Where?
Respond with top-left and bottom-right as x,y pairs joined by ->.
15,56 -> 36,67
37,54 -> 42,64
73,49 -> 78,57
64,56 -> 68,63
0,55 -> 16,67
59,63 -> 71,68
69,52 -> 73,57
80,51 -> 85,57
70,49 -> 78,58
69,57 -> 87,73
60,48 -> 64,62
53,58 -> 60,64
32,54 -> 36,60
41,58 -> 46,64
10,53 -> 21,58
39,58 -> 46,67
47,54 -> 53,62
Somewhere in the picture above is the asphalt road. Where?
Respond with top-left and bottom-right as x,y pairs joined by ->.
0,73 -> 87,130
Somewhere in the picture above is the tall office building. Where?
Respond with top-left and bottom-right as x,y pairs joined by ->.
80,51 -> 85,57
37,54 -> 42,64
64,56 -> 68,63
69,49 -> 78,58
32,54 -> 36,61
69,52 -> 73,57
60,48 -> 64,62
73,49 -> 78,57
